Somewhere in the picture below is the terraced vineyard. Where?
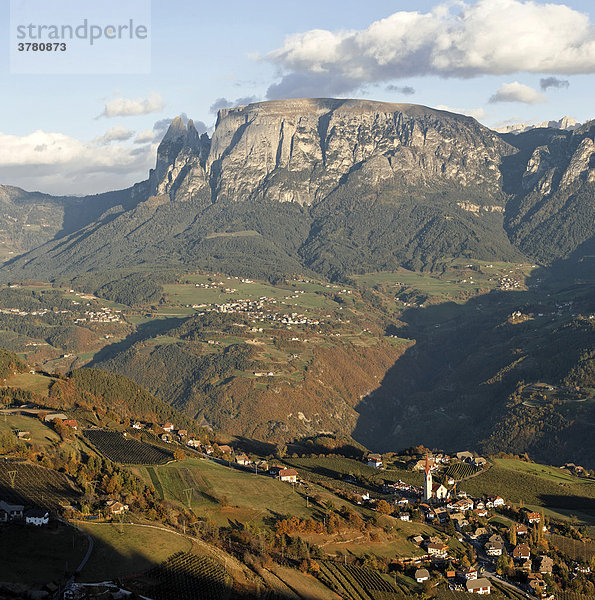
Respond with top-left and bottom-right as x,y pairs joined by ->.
445,462 -> 480,480
83,430 -> 173,465
556,592 -> 595,600
0,460 -> 81,509
147,552 -> 230,600
318,560 -> 406,600
550,534 -> 595,562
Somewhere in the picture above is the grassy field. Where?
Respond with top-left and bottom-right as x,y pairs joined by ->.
0,523 -> 88,584
0,412 -> 60,447
77,522 -> 194,582
283,456 -> 423,488
461,459 -> 595,528
130,458 -> 346,527
353,261 -> 536,304
6,372 -> 57,396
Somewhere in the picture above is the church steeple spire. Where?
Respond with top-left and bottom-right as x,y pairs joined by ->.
423,452 -> 433,501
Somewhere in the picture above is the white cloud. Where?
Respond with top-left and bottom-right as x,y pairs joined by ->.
488,81 -> 546,104
435,105 -> 487,120
93,126 -> 135,145
100,92 -> 165,118
134,129 -> 155,144
0,129 -> 157,195
265,0 -> 595,98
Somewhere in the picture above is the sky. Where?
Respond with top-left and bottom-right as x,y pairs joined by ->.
0,0 -> 594,195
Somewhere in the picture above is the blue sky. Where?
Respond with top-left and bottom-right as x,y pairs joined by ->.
0,0 -> 593,195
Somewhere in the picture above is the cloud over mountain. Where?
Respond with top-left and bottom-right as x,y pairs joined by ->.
93,126 -> 135,145
489,82 -> 546,104
100,92 -> 165,118
0,129 -> 156,195
265,0 -> 595,98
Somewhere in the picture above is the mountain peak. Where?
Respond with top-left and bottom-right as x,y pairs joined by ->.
495,116 -> 582,135
161,115 -> 188,141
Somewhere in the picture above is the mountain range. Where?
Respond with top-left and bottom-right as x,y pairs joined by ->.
1,99 -> 593,284
494,116 -> 582,135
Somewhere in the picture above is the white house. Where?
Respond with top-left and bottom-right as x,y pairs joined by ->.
415,568 -> 430,583
367,454 -> 383,468
278,468 -> 298,483
466,578 -> 491,594
25,509 -> 49,526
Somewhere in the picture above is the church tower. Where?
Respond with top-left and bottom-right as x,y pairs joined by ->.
423,453 -> 433,501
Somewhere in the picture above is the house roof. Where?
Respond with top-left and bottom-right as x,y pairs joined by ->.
466,578 -> 491,591
428,541 -> 448,550
415,569 -> 429,579
279,468 -> 298,477
513,543 -> 531,558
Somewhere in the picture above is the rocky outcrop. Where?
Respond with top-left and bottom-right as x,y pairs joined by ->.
152,99 -> 512,206
149,117 -> 211,200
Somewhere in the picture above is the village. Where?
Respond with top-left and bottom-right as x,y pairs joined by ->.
117,420 -> 592,600
1,403 -> 594,600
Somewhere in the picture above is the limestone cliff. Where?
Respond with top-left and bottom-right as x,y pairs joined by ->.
152,99 -> 511,206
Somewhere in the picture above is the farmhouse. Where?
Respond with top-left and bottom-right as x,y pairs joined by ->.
526,511 -> 541,524
63,419 -> 78,429
44,413 -> 67,423
466,578 -> 491,594
163,422 -> 175,432
0,500 -> 24,521
485,540 -> 504,556
456,451 -> 474,462
449,498 -> 474,512
512,543 -> 531,561
367,454 -> 383,468
415,568 -> 430,583
25,509 -> 49,526
515,523 -> 528,536
461,567 -> 478,580
539,556 -> 554,574
105,500 -> 129,515
278,468 -> 298,483
485,495 -> 505,508
236,454 -> 251,466
218,445 -> 233,456
427,541 -> 449,558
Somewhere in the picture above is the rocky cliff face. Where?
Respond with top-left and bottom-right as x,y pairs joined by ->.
505,121 -> 595,263
152,99 -> 511,206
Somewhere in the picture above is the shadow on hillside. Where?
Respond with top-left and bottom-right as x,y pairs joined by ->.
350,262 -> 595,462
88,317 -> 186,366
